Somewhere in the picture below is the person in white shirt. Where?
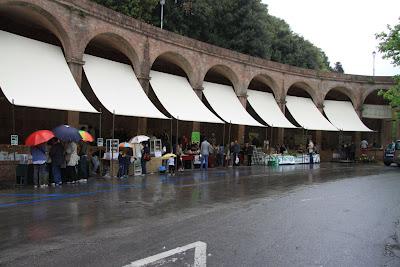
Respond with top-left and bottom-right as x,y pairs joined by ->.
168,156 -> 175,175
308,139 -> 314,164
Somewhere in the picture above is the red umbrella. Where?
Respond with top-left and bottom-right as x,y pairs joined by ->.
25,130 -> 55,146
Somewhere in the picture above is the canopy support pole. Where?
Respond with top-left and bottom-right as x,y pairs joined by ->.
170,117 -> 173,153
222,123 -> 226,148
99,108 -> 102,139
271,126 -> 274,152
228,121 -> 232,166
176,117 -> 179,169
11,99 -> 15,134
111,110 -> 115,178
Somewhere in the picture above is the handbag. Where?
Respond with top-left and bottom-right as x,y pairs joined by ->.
143,153 -> 151,161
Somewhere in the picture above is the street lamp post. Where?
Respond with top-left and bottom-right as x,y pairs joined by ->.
160,0 -> 165,29
372,51 -> 376,76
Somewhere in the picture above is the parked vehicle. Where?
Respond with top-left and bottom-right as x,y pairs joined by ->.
383,140 -> 400,166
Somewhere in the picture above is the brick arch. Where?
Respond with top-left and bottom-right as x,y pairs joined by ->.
0,0 -> 73,58
285,81 -> 319,104
150,51 -> 196,86
81,31 -> 141,75
245,72 -> 281,99
361,88 -> 389,105
202,64 -> 241,94
323,86 -> 357,107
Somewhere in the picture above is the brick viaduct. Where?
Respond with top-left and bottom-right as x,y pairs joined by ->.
0,0 -> 396,146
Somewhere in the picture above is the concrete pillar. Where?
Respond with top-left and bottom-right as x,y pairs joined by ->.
67,58 -> 84,127
355,106 -> 362,157
237,95 -> 247,144
136,37 -> 151,135
315,103 -> 324,147
137,76 -> 151,134
276,97 -> 285,145
193,87 -> 203,133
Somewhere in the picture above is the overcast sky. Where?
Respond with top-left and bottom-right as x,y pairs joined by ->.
262,0 -> 400,76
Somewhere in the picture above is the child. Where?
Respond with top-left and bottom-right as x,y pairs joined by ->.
118,151 -> 126,178
168,156 -> 175,175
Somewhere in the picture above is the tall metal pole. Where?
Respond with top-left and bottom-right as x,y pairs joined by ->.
228,121 -> 232,166
160,0 -> 165,29
176,117 -> 179,169
170,117 -> 173,153
99,108 -> 102,139
11,98 -> 15,134
111,110 -> 116,177
112,110 -> 115,140
228,121 -> 232,146
271,126 -> 274,151
11,99 -> 16,161
373,51 -> 376,76
222,123 -> 226,147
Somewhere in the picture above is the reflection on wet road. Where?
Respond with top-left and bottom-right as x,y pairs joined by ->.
1,163 -> 400,266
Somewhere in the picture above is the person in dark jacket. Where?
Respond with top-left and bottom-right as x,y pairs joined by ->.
49,138 -> 64,186
31,144 -> 47,188
244,143 -> 253,166
141,143 -> 150,175
232,140 -> 240,166
78,141 -> 89,180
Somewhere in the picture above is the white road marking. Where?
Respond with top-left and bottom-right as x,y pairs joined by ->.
124,241 -> 207,267
301,197 -> 323,202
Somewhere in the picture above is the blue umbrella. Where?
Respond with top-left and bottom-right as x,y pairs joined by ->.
52,125 -> 82,142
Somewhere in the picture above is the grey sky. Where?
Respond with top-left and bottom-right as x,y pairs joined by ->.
262,0 -> 400,76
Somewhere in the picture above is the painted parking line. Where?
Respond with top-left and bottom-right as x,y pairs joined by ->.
0,185 -> 145,208
0,169 -> 274,208
124,241 -> 207,267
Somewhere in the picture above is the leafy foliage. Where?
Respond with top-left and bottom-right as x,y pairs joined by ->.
376,19 -> 400,110
91,0 -> 332,70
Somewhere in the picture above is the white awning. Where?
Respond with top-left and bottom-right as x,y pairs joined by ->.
285,96 -> 338,131
149,71 -> 223,123
0,30 -> 97,113
247,90 -> 296,128
324,100 -> 372,132
83,55 -> 167,119
202,82 -> 264,127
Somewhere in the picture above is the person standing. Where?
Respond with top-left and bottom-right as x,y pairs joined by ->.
233,140 -> 240,166
117,150 -> 126,178
200,138 -> 211,170
244,143 -> 253,166
31,144 -> 47,188
307,139 -> 314,164
168,156 -> 176,175
141,143 -> 150,175
65,141 -> 79,183
176,143 -> 183,171
210,133 -> 217,147
78,140 -> 89,180
217,144 -> 224,167
49,139 -> 64,186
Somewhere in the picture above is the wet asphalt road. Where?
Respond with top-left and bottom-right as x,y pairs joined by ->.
1,163 -> 400,266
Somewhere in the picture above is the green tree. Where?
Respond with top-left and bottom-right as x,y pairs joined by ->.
376,19 -> 400,110
91,0 -> 331,70
333,62 -> 344,73
93,0 -> 159,23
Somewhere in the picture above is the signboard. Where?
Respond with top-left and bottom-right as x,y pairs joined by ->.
10,135 -> 18,146
97,138 -> 104,147
362,104 -> 392,119
191,131 -> 200,144
106,139 -> 119,153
